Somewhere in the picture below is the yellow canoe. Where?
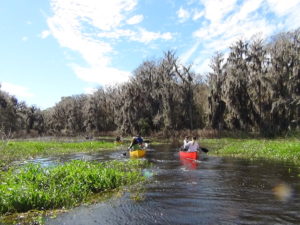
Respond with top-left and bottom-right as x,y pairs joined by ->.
129,149 -> 146,157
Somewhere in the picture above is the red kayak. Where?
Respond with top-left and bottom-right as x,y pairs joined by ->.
179,151 -> 198,160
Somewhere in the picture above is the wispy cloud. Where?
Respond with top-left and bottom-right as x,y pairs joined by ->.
126,15 -> 144,25
97,28 -> 172,44
180,40 -> 200,64
47,0 -> 172,86
130,28 -> 172,43
191,0 -> 238,24
177,7 -> 190,22
1,82 -> 34,99
192,9 -> 204,21
267,0 -> 300,16
180,0 -> 300,74
266,0 -> 300,30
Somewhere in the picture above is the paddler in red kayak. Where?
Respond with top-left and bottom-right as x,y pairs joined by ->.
184,136 -> 209,153
185,136 -> 199,152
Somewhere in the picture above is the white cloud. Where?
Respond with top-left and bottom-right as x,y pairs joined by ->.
176,6 -> 204,22
97,28 -> 172,44
285,8 -> 300,30
183,0 -> 291,74
233,0 -> 264,22
200,0 -> 238,22
47,0 -> 136,86
266,0 -> 300,30
267,0 -> 300,16
98,29 -> 135,39
47,0 -> 172,86
192,9 -> 204,21
1,82 -> 34,98
193,0 -> 300,44
40,30 -> 51,39
50,0 -> 137,32
72,64 -> 131,86
126,14 -> 144,25
177,7 -> 190,22
130,28 -> 172,43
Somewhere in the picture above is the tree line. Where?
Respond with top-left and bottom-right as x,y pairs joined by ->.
208,28 -> 299,136
0,28 -> 299,137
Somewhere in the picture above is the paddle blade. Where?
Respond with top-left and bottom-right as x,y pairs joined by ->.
201,147 -> 209,153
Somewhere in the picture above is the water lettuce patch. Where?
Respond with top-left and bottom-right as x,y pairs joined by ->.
0,159 -> 148,215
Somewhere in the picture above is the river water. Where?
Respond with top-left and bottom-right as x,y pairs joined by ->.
42,144 -> 300,225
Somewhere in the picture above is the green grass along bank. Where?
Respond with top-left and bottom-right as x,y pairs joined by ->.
201,138 -> 300,165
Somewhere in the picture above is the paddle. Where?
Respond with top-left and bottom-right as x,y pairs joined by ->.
200,147 -> 209,153
122,147 -> 131,156
179,146 -> 208,153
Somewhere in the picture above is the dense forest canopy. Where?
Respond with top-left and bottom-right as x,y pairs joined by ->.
1,28 -> 299,137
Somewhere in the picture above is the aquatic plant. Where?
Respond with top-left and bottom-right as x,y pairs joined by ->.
0,159 -> 148,215
211,139 -> 300,164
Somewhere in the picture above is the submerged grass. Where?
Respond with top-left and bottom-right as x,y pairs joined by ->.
203,138 -> 300,165
0,141 -> 116,169
0,159 -> 148,215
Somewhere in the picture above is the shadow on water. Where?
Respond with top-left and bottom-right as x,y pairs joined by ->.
26,144 -> 300,225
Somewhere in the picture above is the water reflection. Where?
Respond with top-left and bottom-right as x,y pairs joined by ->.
180,158 -> 198,170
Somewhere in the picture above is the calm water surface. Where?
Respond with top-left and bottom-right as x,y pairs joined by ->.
43,144 -> 300,225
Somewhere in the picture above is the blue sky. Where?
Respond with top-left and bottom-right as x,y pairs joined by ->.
1,0 -> 300,109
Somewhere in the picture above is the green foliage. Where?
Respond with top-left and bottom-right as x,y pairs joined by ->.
210,138 -> 300,164
0,141 -> 116,169
0,159 -> 148,215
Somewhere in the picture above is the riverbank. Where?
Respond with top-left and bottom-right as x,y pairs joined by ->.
0,140 -> 119,169
201,138 -> 300,165
0,159 -> 149,224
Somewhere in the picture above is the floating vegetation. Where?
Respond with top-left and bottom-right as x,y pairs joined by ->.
0,159 -> 149,215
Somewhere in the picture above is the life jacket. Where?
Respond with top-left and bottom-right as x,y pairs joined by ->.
136,137 -> 143,144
